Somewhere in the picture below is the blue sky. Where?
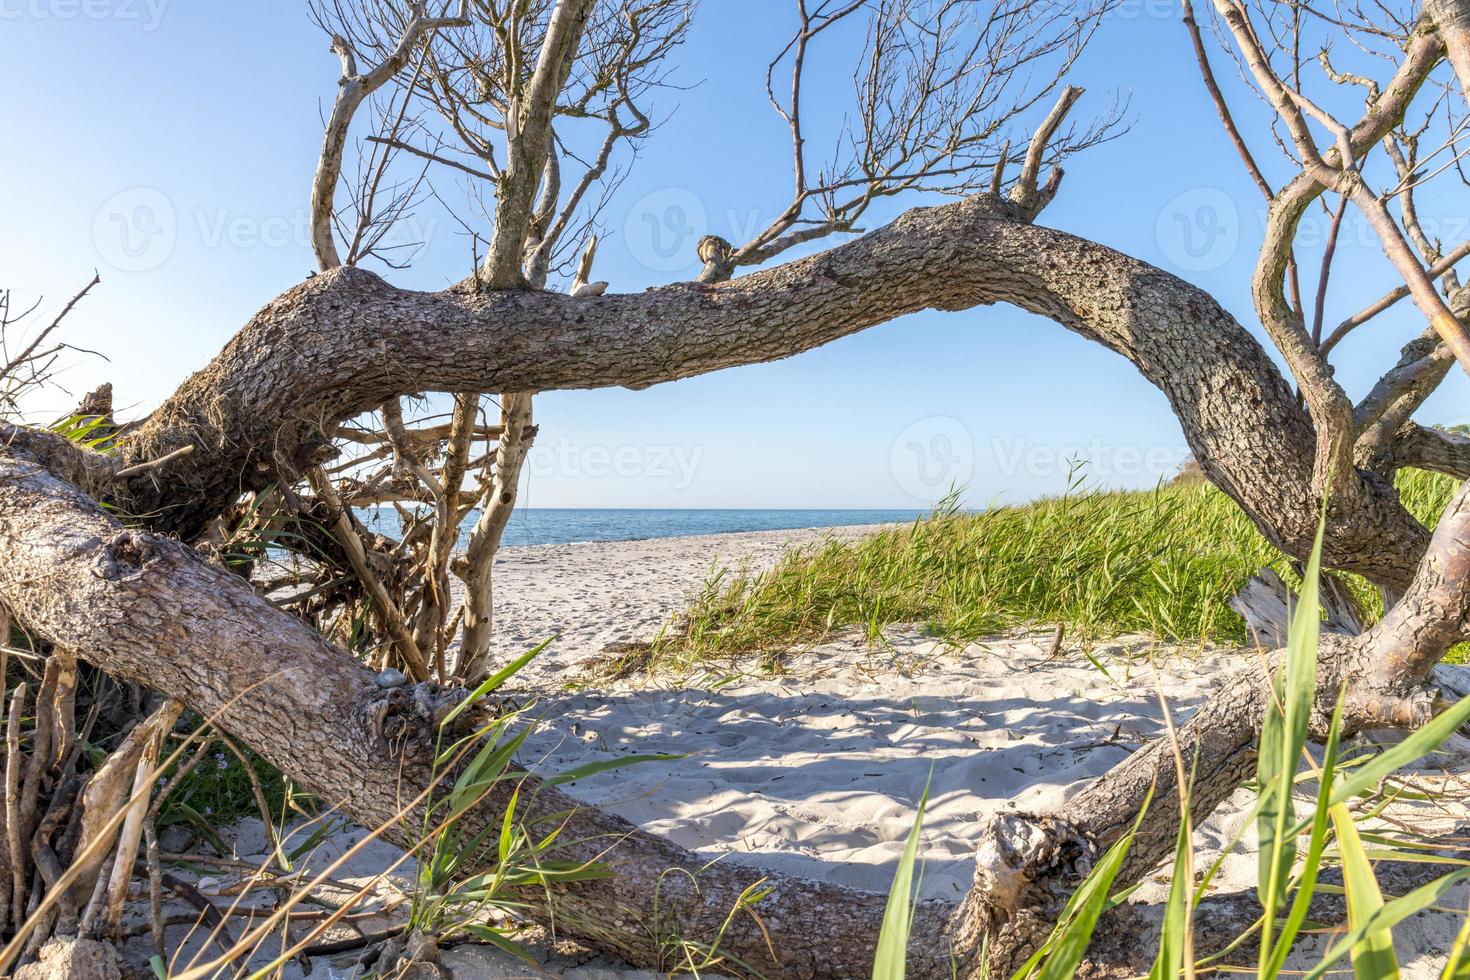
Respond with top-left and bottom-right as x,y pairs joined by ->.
3,0 -> 1466,509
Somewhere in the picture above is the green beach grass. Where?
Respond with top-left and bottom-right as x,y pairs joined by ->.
655,468 -> 1460,670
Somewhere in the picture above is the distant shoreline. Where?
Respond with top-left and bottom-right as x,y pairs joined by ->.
358,505 -> 931,549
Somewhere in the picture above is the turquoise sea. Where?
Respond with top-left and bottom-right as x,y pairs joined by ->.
357,507 -> 927,548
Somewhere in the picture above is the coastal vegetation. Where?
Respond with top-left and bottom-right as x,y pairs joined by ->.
661,468 -> 1461,668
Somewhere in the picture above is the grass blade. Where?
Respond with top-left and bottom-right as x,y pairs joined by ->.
441,638 -> 553,730
872,782 -> 930,980
1300,870 -> 1470,980
1260,688 -> 1347,977
1148,793 -> 1195,980
1328,693 -> 1470,807
544,753 -> 686,786
1329,802 -> 1399,979
1257,509 -> 1324,969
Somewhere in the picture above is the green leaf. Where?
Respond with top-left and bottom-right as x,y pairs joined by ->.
1329,802 -> 1399,980
168,802 -> 231,858
498,785 -> 521,865
1260,687 -> 1346,978
872,783 -> 930,980
543,753 -> 685,786
1300,870 -> 1470,980
285,816 -> 340,864
461,924 -> 539,964
1148,792 -> 1195,980
441,638 -> 553,731
1258,508 -> 1324,967
446,726 -> 531,824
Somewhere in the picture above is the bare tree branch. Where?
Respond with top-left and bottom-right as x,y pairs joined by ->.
308,1 -> 471,271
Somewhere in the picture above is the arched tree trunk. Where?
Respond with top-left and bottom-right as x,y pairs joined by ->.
114,196 -> 1434,588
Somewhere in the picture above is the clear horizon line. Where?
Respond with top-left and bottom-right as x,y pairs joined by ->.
486,505 -> 937,511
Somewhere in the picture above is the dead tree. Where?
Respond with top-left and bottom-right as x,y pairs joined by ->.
294,0 -> 691,683
4,0 -> 1470,975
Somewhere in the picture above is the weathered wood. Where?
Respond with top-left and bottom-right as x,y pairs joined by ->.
6,451 -> 1468,977
111,194 -> 1430,590
457,392 -> 535,682
1229,567 -> 1365,648
0,454 -> 959,978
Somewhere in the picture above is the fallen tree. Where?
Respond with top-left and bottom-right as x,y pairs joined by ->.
3,0 -> 1470,975
4,398 -> 1469,977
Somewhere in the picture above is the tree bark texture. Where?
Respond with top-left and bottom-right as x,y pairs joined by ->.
113,195 -> 1428,589
0,454 -> 957,977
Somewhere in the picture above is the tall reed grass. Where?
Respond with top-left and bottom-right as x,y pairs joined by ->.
661,469 -> 1459,668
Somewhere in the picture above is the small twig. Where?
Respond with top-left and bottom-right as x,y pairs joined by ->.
5,684 -> 27,929
0,645 -> 43,664
214,733 -> 285,869
1323,239 -> 1470,354
989,138 -> 1010,196
306,467 -> 428,681
160,871 -> 238,950
0,273 -> 100,386
364,136 -> 496,181
1008,85 -> 1083,218
114,444 -> 195,480
144,817 -> 166,960
155,853 -> 371,897
146,737 -> 216,822
102,699 -> 184,937
78,854 -> 115,938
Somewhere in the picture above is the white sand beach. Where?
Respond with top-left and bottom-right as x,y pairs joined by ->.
139,525 -> 1470,978
481,523 -> 890,684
